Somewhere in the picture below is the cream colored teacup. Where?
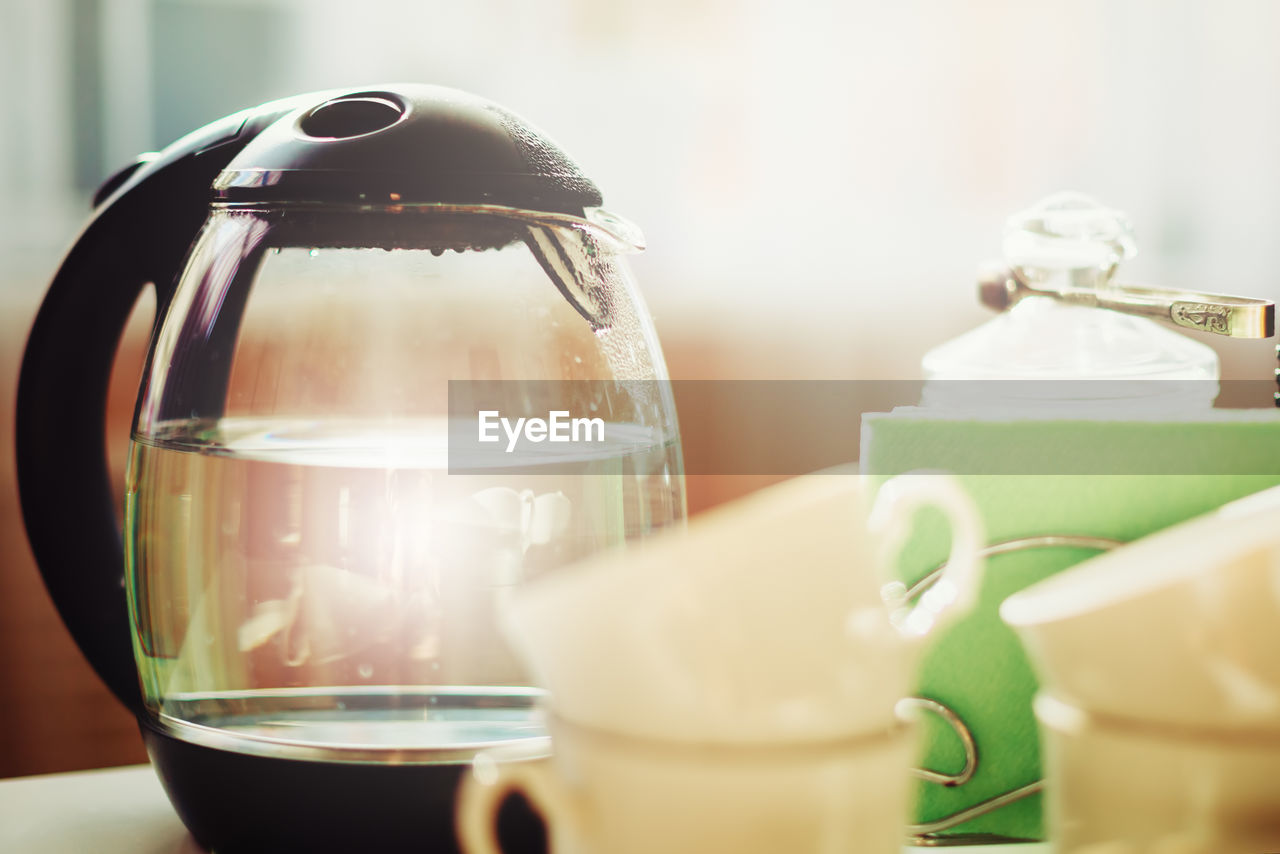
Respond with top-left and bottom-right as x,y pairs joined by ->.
457,715 -> 917,854
499,472 -> 984,745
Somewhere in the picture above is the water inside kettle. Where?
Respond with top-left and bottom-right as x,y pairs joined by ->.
125,415 -> 681,760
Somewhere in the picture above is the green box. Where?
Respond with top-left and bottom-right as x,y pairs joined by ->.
861,409 -> 1280,842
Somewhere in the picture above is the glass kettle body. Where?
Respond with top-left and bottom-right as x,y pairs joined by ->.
17,85 -> 684,853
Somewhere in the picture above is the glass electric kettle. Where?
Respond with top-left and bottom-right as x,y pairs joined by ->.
16,85 -> 684,853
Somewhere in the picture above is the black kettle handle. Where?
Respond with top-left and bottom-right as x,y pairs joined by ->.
14,101 -> 303,712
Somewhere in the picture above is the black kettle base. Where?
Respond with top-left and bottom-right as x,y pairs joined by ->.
139,715 -> 547,854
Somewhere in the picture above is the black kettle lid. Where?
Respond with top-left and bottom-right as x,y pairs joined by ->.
213,84 -> 604,214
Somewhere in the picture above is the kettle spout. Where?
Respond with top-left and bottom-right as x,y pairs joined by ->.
584,207 -> 646,252
521,207 -> 644,331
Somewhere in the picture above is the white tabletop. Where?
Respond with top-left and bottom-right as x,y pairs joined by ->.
0,765 -> 199,854
0,764 -> 1052,853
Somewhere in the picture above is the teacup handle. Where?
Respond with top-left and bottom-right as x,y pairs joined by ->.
457,748 -> 578,854
867,473 -> 984,637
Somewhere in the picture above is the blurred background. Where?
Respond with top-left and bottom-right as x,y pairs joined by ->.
3,0 -> 1280,778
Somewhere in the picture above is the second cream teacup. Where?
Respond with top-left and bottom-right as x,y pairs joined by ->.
1003,483 -> 1280,852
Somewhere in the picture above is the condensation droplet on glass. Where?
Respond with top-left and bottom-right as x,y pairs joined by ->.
357,663 -> 373,679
